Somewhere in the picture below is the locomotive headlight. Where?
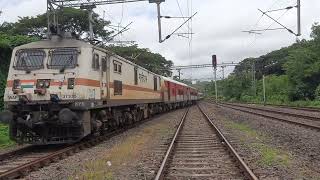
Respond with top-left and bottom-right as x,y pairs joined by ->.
44,81 -> 50,88
39,81 -> 44,88
37,79 -> 50,89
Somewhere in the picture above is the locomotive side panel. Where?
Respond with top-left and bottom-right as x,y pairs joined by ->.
107,55 -> 162,106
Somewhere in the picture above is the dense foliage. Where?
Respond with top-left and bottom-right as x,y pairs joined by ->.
0,8 -> 112,41
205,23 -> 320,106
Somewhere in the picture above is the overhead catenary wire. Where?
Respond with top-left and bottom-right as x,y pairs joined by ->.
162,12 -> 197,42
175,0 -> 191,33
245,0 -> 298,46
258,8 -> 297,36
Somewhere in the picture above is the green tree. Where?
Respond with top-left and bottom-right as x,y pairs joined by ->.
284,46 -> 320,100
0,8 -> 112,40
311,23 -> 320,41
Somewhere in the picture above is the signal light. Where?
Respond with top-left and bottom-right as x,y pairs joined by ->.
212,55 -> 217,68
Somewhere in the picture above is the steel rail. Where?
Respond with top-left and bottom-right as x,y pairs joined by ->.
0,131 -> 116,179
218,103 -> 320,131
197,105 -> 258,180
211,101 -> 320,113
224,103 -> 320,122
154,108 -> 189,180
263,104 -> 320,113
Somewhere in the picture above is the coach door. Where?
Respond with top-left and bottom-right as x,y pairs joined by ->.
101,56 -> 108,99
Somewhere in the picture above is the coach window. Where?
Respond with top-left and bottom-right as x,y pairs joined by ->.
134,67 -> 138,85
92,53 -> 100,70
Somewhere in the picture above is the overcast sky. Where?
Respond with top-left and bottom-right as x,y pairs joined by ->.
0,0 -> 319,80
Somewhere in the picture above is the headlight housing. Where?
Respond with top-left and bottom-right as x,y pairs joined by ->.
37,79 -> 50,89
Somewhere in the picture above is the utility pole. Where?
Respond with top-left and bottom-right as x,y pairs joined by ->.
89,9 -> 94,40
211,55 -> 218,103
156,2 -> 163,43
297,0 -> 301,36
221,66 -> 225,79
252,60 -> 256,96
263,75 -> 266,106
214,67 -> 218,103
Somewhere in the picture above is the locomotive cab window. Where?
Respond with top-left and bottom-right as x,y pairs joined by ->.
113,61 -> 122,74
48,48 -> 78,69
14,49 -> 46,70
92,53 -> 100,70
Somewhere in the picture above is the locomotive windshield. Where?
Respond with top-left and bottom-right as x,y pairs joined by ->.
14,49 -> 45,70
48,48 -> 78,69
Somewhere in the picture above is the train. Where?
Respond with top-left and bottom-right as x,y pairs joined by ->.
0,35 -> 199,145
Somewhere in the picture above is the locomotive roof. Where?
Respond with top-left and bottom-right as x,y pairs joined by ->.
14,37 -> 161,77
15,37 -> 93,50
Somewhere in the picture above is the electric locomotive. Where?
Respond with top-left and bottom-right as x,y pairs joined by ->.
0,34 -> 198,145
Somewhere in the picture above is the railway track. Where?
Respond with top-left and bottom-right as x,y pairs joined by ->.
0,131 -> 121,179
225,103 -> 320,121
0,109 -> 184,180
217,103 -> 320,131
250,103 -> 320,113
154,105 -> 257,180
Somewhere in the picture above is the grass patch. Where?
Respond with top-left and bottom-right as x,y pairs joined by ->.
0,123 -> 15,149
251,143 -> 291,167
223,120 -> 291,168
73,122 -> 170,179
225,121 -> 259,139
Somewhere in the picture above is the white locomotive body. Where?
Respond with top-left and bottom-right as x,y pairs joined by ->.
2,36 -> 198,145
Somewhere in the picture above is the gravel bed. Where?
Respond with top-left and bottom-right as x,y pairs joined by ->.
21,109 -> 186,180
201,101 -> 320,179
